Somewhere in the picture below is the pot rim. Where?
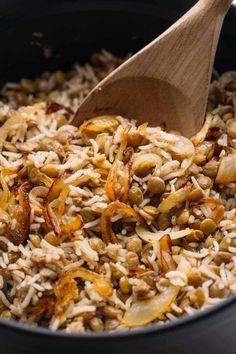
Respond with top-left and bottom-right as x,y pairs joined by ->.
0,292 -> 236,339
0,0 -> 236,342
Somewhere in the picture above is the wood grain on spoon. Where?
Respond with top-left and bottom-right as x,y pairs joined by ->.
73,0 -> 232,137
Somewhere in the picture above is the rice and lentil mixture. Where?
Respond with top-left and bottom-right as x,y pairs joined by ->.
0,50 -> 236,332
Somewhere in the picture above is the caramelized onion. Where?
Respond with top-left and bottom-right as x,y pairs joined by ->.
132,153 -> 162,176
0,116 -> 25,151
191,113 -> 212,146
60,216 -> 83,235
54,275 -> 78,320
79,115 -> 119,135
106,126 -> 132,202
43,175 -> 68,234
122,163 -> 132,202
159,235 -> 175,274
7,182 -> 33,245
216,154 -> 236,184
43,174 -> 83,236
123,255 -> 191,327
33,296 -> 55,322
55,267 -> 113,319
158,186 -> 190,213
170,136 -> 195,159
105,162 -> 131,202
101,201 -> 142,244
136,225 -> 193,242
105,162 -> 119,202
194,141 -> 215,164
0,172 -> 10,211
201,198 -> 225,225
46,100 -> 74,115
29,167 -> 53,188
116,125 -> 131,161
122,285 -> 179,327
0,167 -> 22,211
29,186 -> 48,216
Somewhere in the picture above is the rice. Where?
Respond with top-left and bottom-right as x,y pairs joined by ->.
0,51 -> 235,332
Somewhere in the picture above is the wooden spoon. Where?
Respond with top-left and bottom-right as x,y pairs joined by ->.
73,0 -> 232,136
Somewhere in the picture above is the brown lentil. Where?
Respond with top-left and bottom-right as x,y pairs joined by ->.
128,186 -> 143,205
188,188 -> 204,202
220,236 -> 231,251
209,282 -> 230,298
203,160 -> 219,177
80,207 -> 95,222
102,305 -> 120,319
119,276 -> 131,294
29,234 -> 41,248
186,230 -> 204,242
89,317 -> 104,332
214,252 -> 232,265
147,176 -> 165,195
125,236 -> 142,254
188,269 -> 202,287
126,252 -> 140,269
190,287 -> 205,308
44,233 -> 59,246
105,319 -> 119,331
132,280 -> 150,296
156,213 -> 171,230
197,175 -> 212,189
200,218 -> 217,235
127,131 -> 146,148
20,79 -> 35,93
55,70 -> 66,85
177,209 -> 190,225
110,264 -> 123,280
89,238 -> 106,254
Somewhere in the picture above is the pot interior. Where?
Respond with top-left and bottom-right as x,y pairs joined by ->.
0,0 -> 236,87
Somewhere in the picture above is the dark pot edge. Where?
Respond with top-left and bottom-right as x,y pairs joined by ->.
0,0 -> 235,342
1,266 -> 236,340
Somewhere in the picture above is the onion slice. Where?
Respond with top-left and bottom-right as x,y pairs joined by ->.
132,153 -> 162,176
55,267 -> 113,319
216,154 -> 236,184
158,186 -> 190,213
136,225 -> 193,242
106,126 -> 132,202
105,162 -> 131,202
0,166 -> 22,211
55,266 -> 113,318
7,182 -> 33,245
54,277 -> 78,320
116,125 -> 131,161
79,115 -> 119,134
105,162 -> 119,201
191,113 -> 212,146
0,171 -> 10,211
43,174 -> 83,236
43,174 -> 68,234
101,201 -> 142,244
0,115 -> 26,151
122,285 -> 179,327
200,198 -> 225,225
46,100 -> 74,115
123,256 -> 191,327
158,235 -> 175,273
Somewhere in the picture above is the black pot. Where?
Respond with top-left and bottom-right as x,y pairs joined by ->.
0,1 -> 236,353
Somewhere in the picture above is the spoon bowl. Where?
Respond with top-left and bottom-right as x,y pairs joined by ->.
74,0 -> 232,136
75,76 -> 197,134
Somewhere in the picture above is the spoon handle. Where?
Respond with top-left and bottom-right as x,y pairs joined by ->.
199,0 -> 233,13
74,0 -> 233,135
